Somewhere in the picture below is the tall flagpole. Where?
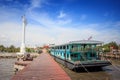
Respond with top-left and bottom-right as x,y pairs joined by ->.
20,15 -> 27,54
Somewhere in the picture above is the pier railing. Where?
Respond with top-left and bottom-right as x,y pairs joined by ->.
70,48 -> 100,53
100,52 -> 120,60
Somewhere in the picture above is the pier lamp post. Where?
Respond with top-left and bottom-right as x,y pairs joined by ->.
20,15 -> 27,54
16,15 -> 27,60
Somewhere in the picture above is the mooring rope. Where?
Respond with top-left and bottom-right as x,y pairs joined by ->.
79,61 -> 89,73
78,61 -> 99,80
79,54 -> 99,80
101,53 -> 120,72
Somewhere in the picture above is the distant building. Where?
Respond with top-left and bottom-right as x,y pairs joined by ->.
43,44 -> 55,49
43,45 -> 49,49
110,46 -> 119,54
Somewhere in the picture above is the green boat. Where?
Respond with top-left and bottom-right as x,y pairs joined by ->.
50,40 -> 111,70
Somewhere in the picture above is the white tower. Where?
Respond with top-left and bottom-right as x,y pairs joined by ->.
20,15 -> 27,54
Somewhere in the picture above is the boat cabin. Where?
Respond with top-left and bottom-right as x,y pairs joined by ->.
50,40 -> 103,62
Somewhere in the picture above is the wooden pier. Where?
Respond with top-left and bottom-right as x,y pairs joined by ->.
11,49 -> 71,80
100,53 -> 120,60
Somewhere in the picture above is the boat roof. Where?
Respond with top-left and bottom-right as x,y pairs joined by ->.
50,40 -> 103,47
69,40 -> 103,44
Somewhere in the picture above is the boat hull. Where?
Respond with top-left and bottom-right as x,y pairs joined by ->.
52,55 -> 111,70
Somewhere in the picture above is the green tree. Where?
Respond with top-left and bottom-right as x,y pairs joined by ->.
8,45 -> 14,52
118,45 -> 120,50
0,45 -> 5,52
102,41 -> 118,52
26,47 -> 31,52
109,41 -> 118,49
0,45 -> 20,53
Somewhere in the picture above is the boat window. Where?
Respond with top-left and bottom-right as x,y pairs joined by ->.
52,47 -> 54,49
71,54 -> 78,58
57,47 -> 58,49
63,46 -> 66,49
90,53 -> 96,57
71,45 -> 78,52
70,44 -> 98,52
61,53 -> 62,56
66,45 -> 69,49
56,47 -> 58,49
71,45 -> 74,48
82,44 -> 96,50
91,45 -> 95,48
60,46 -> 62,49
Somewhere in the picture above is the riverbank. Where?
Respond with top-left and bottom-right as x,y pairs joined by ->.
0,53 -> 40,58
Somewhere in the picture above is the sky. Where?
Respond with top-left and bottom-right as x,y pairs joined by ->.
0,0 -> 120,47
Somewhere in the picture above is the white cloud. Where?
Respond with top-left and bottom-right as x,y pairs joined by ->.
27,11 -> 55,26
0,22 -> 22,47
57,19 -> 72,25
0,20 -> 120,47
27,8 -> 72,26
29,0 -> 48,11
0,1 -> 120,47
30,0 -> 42,8
58,11 -> 66,18
27,1 -> 72,26
94,29 -> 120,44
57,10 -> 71,25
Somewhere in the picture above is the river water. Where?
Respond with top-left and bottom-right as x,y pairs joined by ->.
0,58 -> 120,80
59,60 -> 120,80
0,58 -> 16,80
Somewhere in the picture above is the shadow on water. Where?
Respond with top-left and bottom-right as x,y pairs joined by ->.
72,67 -> 104,73
102,67 -> 113,72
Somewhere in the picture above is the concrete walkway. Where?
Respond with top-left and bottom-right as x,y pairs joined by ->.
11,49 -> 71,80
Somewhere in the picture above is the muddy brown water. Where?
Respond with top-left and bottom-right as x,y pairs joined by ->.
0,58 -> 120,80
59,60 -> 120,80
0,58 -> 16,80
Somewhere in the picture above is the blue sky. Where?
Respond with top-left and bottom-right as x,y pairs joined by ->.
0,0 -> 120,47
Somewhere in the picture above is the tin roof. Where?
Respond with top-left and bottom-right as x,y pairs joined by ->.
69,40 -> 103,44
50,40 -> 103,47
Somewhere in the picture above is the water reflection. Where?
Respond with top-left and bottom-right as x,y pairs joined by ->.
0,58 -> 16,80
